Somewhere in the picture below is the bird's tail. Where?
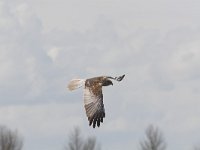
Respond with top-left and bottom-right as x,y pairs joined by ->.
67,79 -> 85,91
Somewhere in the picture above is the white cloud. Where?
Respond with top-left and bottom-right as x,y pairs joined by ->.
103,118 -> 131,132
0,103 -> 83,134
0,0 -> 51,103
47,47 -> 61,62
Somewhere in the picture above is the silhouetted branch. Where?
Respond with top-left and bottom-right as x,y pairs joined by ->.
0,125 -> 23,150
65,127 -> 100,150
140,125 -> 166,150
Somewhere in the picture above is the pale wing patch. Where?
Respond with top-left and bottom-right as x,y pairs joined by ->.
84,87 -> 98,105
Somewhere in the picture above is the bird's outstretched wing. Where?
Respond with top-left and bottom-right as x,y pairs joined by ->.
84,79 -> 105,128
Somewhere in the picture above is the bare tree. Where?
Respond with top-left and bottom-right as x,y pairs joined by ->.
139,125 -> 166,150
67,127 -> 83,150
65,127 -> 100,150
83,137 -> 100,150
194,146 -> 200,150
0,125 -> 23,150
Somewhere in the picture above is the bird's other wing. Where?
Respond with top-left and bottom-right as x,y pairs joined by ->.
107,74 -> 125,81
84,80 -> 105,128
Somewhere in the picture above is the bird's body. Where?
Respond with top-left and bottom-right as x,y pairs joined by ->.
68,75 -> 125,128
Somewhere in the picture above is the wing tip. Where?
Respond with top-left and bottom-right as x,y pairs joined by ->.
88,113 -> 105,128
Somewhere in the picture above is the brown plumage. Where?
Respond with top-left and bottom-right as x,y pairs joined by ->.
67,75 -> 125,128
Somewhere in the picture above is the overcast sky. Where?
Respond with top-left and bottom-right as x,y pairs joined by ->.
1,0 -> 200,150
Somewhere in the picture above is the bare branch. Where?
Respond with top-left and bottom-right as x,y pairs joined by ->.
0,125 -> 23,150
140,125 -> 166,150
65,127 -> 101,150
194,146 -> 200,150
83,137 -> 96,150
67,127 -> 83,150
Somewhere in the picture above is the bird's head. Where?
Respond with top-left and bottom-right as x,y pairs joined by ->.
102,78 -> 113,86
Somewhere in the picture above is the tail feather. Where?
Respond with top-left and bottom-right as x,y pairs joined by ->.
67,79 -> 85,91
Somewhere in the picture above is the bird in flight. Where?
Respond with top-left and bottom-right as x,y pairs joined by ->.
67,74 -> 125,128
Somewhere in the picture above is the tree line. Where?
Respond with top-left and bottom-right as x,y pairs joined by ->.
0,124 -> 199,150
